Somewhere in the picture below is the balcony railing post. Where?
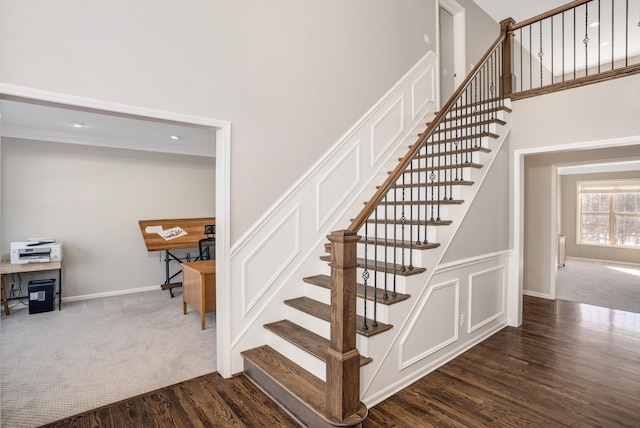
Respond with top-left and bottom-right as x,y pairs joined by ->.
500,18 -> 516,96
327,229 -> 362,421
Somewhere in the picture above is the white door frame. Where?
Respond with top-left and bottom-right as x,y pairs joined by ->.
509,135 -> 640,327
0,83 -> 232,376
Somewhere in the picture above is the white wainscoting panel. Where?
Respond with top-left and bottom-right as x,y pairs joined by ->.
411,65 -> 436,120
370,97 -> 404,165
317,144 -> 361,230
399,279 -> 459,369
361,251 -> 510,407
468,265 -> 506,333
241,206 -> 300,315
228,51 -> 438,375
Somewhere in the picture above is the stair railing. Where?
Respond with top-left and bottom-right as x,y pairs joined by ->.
346,20 -> 509,323
324,20 -> 511,424
326,2 -> 640,423
506,0 -> 640,99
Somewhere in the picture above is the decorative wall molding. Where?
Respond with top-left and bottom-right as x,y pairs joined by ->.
370,97 -> 405,165
361,250 -> 512,406
228,51 -> 438,374
411,65 -> 436,119
399,279 -> 459,369
468,265 -> 506,333
316,143 -> 361,230
241,206 -> 300,315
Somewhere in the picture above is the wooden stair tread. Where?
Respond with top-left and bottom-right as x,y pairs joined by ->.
428,114 -> 508,126
432,118 -> 507,131
264,320 -> 373,366
435,98 -> 509,113
375,199 -> 464,206
364,218 -> 453,226
361,237 -> 440,250
320,255 -> 427,277
411,146 -> 491,160
242,345 -> 367,427
401,162 -> 484,173
387,180 -> 475,188
415,131 -> 499,143
303,274 -> 411,305
285,296 -> 393,337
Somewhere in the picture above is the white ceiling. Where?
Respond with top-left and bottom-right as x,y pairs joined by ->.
0,1 -> 627,162
0,98 -> 216,157
472,0 -> 569,23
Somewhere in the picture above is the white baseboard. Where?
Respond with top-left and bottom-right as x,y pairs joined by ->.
566,256 -> 640,269
523,290 -> 553,299
62,285 -> 162,303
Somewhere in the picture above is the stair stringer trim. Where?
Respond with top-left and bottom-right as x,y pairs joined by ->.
358,122 -> 512,405
228,51 -> 439,375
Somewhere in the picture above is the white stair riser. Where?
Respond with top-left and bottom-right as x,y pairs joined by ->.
266,331 -> 327,382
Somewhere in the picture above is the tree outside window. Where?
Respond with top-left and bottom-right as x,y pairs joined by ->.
578,181 -> 640,248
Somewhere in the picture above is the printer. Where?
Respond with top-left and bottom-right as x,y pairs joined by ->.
10,239 -> 63,264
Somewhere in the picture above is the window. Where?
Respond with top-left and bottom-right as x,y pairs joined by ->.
578,180 -> 640,248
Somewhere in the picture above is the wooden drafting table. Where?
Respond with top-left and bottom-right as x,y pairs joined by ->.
1,260 -> 63,315
139,217 -> 215,297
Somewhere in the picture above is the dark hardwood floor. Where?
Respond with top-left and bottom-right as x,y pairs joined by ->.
42,296 -> 640,427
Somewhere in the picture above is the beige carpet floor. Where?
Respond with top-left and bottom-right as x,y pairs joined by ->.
556,258 -> 640,314
1,288 -> 216,428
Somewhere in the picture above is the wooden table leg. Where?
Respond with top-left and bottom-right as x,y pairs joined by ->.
1,275 -> 10,316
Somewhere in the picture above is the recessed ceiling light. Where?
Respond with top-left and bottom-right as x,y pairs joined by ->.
170,135 -> 180,140
71,122 -> 84,128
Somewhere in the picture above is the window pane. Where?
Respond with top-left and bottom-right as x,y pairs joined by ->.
615,215 -> 640,246
581,213 -> 610,244
585,193 -> 610,213
615,193 -> 625,212
624,193 -> 637,213
581,195 -> 590,212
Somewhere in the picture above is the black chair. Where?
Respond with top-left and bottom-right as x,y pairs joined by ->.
199,224 -> 216,260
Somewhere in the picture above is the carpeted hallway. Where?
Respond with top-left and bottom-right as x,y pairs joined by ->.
556,258 -> 640,314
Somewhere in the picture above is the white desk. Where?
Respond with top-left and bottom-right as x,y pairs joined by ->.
0,260 -> 63,315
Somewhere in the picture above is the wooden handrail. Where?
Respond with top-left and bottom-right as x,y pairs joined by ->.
348,24 -> 510,233
510,0 -> 591,31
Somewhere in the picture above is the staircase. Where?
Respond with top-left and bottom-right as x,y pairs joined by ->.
240,22 -> 513,424
235,1 -> 640,425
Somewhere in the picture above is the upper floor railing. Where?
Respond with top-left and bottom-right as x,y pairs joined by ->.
505,0 -> 640,99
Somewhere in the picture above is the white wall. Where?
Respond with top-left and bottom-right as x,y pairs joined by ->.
442,139 -> 510,262
510,73 -> 640,298
0,0 -> 438,243
456,0 -> 499,70
1,138 -> 215,298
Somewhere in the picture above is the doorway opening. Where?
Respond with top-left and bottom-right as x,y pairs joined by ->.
438,0 -> 466,106
0,86 -> 232,422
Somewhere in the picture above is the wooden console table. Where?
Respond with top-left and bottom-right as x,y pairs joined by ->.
139,217 -> 215,297
182,260 -> 216,330
1,260 -> 63,315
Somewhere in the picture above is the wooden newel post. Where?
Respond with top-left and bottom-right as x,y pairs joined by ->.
326,230 -> 361,421
500,18 -> 516,97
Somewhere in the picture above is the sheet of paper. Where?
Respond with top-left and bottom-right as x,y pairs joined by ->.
145,225 -> 164,234
161,226 -> 187,240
